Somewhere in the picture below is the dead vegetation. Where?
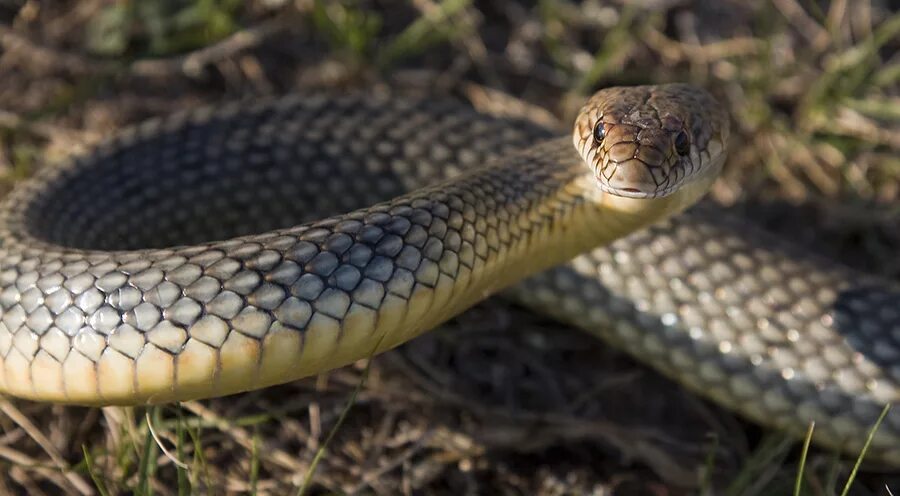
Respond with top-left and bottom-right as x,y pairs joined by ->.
0,0 -> 897,494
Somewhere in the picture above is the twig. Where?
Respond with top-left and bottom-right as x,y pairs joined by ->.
770,0 -> 830,50
347,431 -> 434,494
0,109 -> 92,142
0,24 -> 102,73
130,17 -> 292,77
0,397 -> 94,495
145,411 -> 190,470
0,16 -> 292,78
181,400 -> 305,472
0,445 -> 75,495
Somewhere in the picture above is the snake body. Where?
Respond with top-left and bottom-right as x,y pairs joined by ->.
0,85 -> 898,465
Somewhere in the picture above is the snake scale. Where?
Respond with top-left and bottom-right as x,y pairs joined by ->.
0,84 -> 898,466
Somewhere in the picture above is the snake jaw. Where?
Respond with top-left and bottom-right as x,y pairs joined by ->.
577,126 -> 684,199
593,124 -> 680,199
595,174 -> 678,199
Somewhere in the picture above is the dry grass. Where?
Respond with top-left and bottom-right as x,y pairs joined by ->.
0,0 -> 897,494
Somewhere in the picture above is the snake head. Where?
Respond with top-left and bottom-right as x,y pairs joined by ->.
574,83 -> 728,199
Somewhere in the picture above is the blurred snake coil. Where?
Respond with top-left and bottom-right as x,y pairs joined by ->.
0,84 -> 898,466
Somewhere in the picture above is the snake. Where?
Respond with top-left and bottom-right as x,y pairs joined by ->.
0,84 -> 898,467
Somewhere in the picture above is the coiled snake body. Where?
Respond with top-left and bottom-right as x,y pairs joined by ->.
0,84 -> 899,465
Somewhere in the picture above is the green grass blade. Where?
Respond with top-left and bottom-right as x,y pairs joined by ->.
137,407 -> 160,496
726,433 -> 793,496
82,445 -> 111,496
185,417 -> 211,491
250,425 -> 260,496
296,335 -> 385,496
175,407 -> 191,496
700,433 -> 720,495
839,404 -> 891,496
793,422 -> 815,496
376,0 -> 472,68
574,5 -> 640,93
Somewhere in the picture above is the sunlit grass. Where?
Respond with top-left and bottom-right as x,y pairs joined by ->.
0,0 -> 896,494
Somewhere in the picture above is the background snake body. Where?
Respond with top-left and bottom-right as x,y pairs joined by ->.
0,84 -> 897,466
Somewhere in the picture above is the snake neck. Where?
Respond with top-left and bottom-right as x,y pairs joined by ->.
417,137 -> 707,297
336,137 -> 720,385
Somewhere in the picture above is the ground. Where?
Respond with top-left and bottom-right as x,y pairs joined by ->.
0,0 -> 898,494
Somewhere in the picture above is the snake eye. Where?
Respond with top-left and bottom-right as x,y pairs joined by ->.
674,130 -> 690,156
593,121 -> 606,144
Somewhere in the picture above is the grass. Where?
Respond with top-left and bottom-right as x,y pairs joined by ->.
795,422 -> 816,496
0,0 -> 897,494
297,337 -> 382,496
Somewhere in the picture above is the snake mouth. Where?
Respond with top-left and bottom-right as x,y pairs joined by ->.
593,162 -> 678,199
596,181 -> 678,199
584,146 -> 681,200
